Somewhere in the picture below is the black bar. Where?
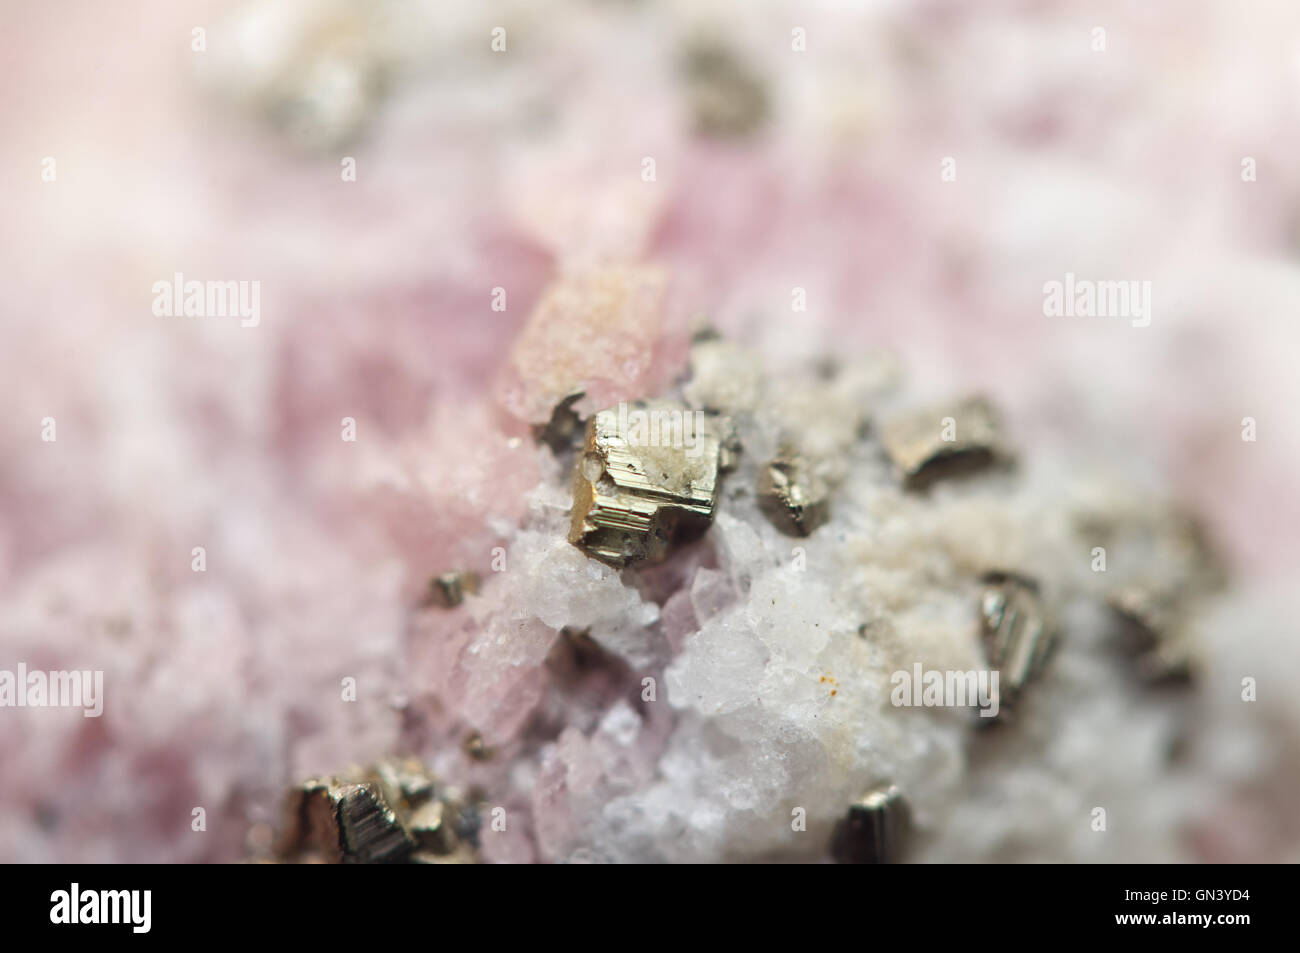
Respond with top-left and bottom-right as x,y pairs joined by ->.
2,864 -> 1279,940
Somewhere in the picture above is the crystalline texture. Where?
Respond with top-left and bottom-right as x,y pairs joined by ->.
568,402 -> 723,567
757,453 -> 830,537
282,779 -> 413,865
881,396 -> 1007,490
977,572 -> 1059,713
831,784 -> 911,864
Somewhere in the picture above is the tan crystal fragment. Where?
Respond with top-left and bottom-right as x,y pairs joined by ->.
569,402 -> 723,567
881,396 -> 1007,490
1103,507 -> 1225,686
757,454 -> 830,537
1108,585 -> 1195,684
370,756 -> 436,810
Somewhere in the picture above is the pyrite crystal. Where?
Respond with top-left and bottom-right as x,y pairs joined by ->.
275,758 -> 481,864
977,572 -> 1060,712
977,571 -> 1060,713
881,396 -> 1007,490
568,401 -> 723,567
831,784 -> 911,864
1105,510 -> 1225,686
429,570 -> 480,608
757,453 -> 830,536
533,390 -> 586,456
1108,585 -> 1194,685
279,779 -> 414,864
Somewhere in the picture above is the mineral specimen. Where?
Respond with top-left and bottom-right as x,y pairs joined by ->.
1109,586 -> 1193,685
429,570 -> 480,608
279,779 -> 413,864
462,732 -> 491,761
880,396 -> 1007,490
1106,510 -> 1225,685
276,759 -> 480,864
533,391 -> 587,456
977,572 -> 1060,713
371,756 -> 437,808
568,401 -> 724,566
756,453 -> 830,536
11,0 -> 1300,871
831,784 -> 911,864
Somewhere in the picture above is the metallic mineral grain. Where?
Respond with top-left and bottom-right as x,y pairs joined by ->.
1108,585 -> 1194,685
429,570 -> 480,608
978,571 -> 1059,712
757,453 -> 830,536
278,778 -> 413,864
275,759 -> 480,864
533,391 -> 586,456
881,396 -> 1006,490
568,401 -> 723,566
831,784 -> 910,864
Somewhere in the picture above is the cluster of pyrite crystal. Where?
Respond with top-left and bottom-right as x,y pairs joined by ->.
274,758 -> 481,864
567,393 -> 1015,563
318,369 -> 1222,864
556,383 -> 1220,863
